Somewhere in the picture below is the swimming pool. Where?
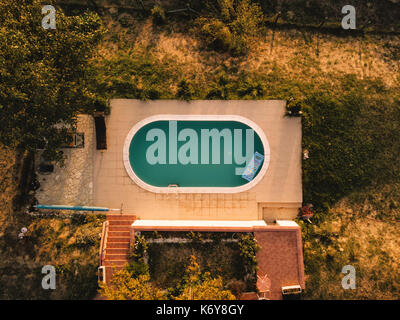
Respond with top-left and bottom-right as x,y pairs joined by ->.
123,115 -> 270,193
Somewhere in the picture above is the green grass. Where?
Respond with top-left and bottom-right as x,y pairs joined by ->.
300,186 -> 400,299
0,213 -> 105,299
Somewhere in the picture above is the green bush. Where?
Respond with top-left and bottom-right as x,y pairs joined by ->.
118,13 -> 133,27
194,0 -> 264,55
195,17 -> 233,52
130,235 -> 149,261
55,263 -> 99,299
177,80 -> 194,101
126,260 -> 150,278
151,5 -> 166,25
71,214 -> 88,226
185,231 -> 203,242
237,233 -> 259,290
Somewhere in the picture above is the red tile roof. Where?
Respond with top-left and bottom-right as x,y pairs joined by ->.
255,226 -> 305,300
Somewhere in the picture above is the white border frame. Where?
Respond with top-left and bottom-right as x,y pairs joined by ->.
123,115 -> 270,193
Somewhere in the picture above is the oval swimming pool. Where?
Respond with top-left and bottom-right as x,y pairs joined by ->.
123,115 -> 270,193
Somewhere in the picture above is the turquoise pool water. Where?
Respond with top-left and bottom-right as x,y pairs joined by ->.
128,120 -> 265,188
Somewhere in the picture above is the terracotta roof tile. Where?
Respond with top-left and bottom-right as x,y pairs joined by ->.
255,227 -> 305,300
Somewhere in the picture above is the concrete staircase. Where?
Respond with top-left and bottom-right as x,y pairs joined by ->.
102,214 -> 136,282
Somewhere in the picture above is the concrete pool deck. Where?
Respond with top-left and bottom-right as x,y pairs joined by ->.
93,100 -> 302,221
35,100 -> 302,221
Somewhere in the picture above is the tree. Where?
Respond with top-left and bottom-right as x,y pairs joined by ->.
174,255 -> 236,300
0,0 -> 105,162
195,0 -> 264,55
99,269 -> 166,300
228,0 -> 264,53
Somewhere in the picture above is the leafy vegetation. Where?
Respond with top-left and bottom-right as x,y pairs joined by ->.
194,0 -> 264,55
100,255 -> 235,300
237,233 -> 260,290
141,231 -> 257,293
100,272 -> 166,300
0,0 -> 105,162
300,191 -> 400,299
0,210 -> 104,299
151,5 -> 167,26
174,255 -> 235,300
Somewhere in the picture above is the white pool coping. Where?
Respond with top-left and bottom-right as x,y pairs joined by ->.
132,220 -> 268,228
276,220 -> 299,227
123,115 -> 270,194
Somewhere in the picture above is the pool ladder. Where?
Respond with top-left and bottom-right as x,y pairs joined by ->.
167,184 -> 179,199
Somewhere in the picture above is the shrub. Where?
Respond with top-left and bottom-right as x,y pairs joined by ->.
195,17 -> 233,52
56,263 -> 99,299
130,235 -> 149,261
174,256 -> 236,300
151,5 -> 166,25
177,80 -> 194,101
194,0 -> 264,55
186,231 -> 203,242
237,233 -> 260,290
118,13 -> 132,27
71,214 -> 88,226
99,271 -> 166,300
126,261 -> 150,278
227,279 -> 246,298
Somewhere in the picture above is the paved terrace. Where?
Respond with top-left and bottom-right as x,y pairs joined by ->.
94,100 -> 302,221
35,100 -> 302,222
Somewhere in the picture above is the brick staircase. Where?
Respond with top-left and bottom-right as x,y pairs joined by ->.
102,214 -> 136,282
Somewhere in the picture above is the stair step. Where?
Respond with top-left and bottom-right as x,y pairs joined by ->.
108,221 -> 134,226
107,242 -> 130,249
101,214 -> 136,284
106,248 -> 129,255
105,254 -> 129,260
108,237 -> 130,243
108,231 -> 130,237
109,226 -> 131,231
104,260 -> 128,267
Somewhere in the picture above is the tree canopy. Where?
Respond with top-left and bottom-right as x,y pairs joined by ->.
0,0 -> 105,161
99,272 -> 167,300
174,255 -> 236,300
196,0 -> 264,55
